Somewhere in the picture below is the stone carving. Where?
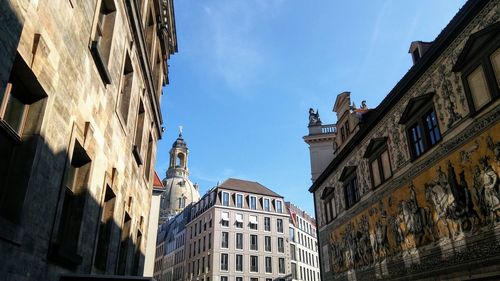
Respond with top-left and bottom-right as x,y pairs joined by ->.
308,108 -> 322,126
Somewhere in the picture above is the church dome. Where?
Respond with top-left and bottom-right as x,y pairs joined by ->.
161,176 -> 200,216
160,130 -> 200,222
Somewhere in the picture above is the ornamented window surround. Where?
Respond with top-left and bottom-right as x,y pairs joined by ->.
339,166 -> 359,210
399,93 -> 442,160
363,137 -> 393,189
453,22 -> 500,115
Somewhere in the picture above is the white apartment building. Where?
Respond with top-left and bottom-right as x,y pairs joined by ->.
286,202 -> 320,281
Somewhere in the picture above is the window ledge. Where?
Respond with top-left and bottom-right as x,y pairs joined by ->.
90,41 -> 112,85
132,145 -> 143,165
0,216 -> 23,245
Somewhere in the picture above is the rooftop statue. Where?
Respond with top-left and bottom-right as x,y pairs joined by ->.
308,108 -> 322,126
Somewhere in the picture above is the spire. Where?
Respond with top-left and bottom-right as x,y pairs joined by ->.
167,126 -> 189,178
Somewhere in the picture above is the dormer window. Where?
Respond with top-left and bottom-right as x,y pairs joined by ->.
221,191 -> 229,206
339,166 -> 359,209
364,138 -> 392,188
399,93 -> 441,160
453,22 -> 500,114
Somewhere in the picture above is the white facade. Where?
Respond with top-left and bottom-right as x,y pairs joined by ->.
287,203 -> 321,281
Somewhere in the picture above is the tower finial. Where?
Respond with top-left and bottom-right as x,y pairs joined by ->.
179,125 -> 183,137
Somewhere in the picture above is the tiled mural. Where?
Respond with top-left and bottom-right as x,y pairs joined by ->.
327,124 -> 499,274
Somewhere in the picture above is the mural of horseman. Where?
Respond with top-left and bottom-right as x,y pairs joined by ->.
398,185 -> 435,246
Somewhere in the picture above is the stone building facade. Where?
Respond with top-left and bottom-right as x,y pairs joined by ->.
306,0 -> 500,280
0,0 -> 177,280
286,202 -> 321,281
155,178 -> 292,281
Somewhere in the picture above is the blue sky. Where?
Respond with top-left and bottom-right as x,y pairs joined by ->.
156,0 -> 467,215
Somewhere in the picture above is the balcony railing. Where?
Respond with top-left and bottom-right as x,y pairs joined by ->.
321,124 -> 337,134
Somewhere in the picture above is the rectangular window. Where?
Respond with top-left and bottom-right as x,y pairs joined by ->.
90,0 -> 116,84
236,254 -> 243,272
250,196 -> 257,210
55,141 -> 92,261
265,236 -> 271,252
221,211 -> 229,227
409,123 -> 425,157
368,145 -> 393,189
236,233 -> 243,250
277,218 -> 284,233
221,232 -> 228,248
264,198 -> 270,211
250,234 -> 258,251
291,263 -> 297,279
232,194 -> 242,208
250,255 -> 259,272
236,278 -> 243,281
278,237 -> 284,253
94,185 -> 116,272
118,53 -> 134,125
467,65 -> 493,110
132,101 -> 145,164
279,258 -> 285,274
220,253 -> 228,271
265,256 -> 272,273
344,177 -> 360,209
116,212 -> 131,275
289,227 -> 295,242
290,244 -> 296,261
276,200 -> 283,213
144,135 -> 153,180
0,55 -> 47,223
424,110 -> 441,145
222,191 -> 230,206
264,217 -> 271,231
221,277 -> 228,281
249,215 -> 258,230
208,233 -> 211,249
235,213 -> 243,228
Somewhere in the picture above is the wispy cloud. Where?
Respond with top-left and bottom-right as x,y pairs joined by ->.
197,0 -> 284,93
355,0 -> 392,84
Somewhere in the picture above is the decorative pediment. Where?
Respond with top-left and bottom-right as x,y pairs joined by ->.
339,166 -> 357,182
363,137 -> 388,158
453,22 -> 500,72
399,92 -> 435,124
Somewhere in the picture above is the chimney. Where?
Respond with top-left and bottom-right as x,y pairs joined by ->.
408,41 -> 433,64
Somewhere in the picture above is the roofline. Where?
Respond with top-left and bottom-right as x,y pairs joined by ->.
309,0 -> 489,193
216,186 -> 284,198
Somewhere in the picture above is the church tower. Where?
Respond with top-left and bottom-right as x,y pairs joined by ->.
160,129 -> 200,222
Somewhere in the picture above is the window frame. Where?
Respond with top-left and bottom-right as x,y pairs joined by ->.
404,107 -> 442,160
339,166 -> 360,210
277,218 -> 284,233
364,139 -> 393,189
221,191 -> 230,206
453,23 -> 500,115
236,193 -> 243,208
249,195 -> 257,210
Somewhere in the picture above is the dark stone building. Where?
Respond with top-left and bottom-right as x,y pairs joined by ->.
305,0 -> 500,280
0,0 -> 177,280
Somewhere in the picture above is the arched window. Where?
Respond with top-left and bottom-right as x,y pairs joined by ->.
176,153 -> 185,167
